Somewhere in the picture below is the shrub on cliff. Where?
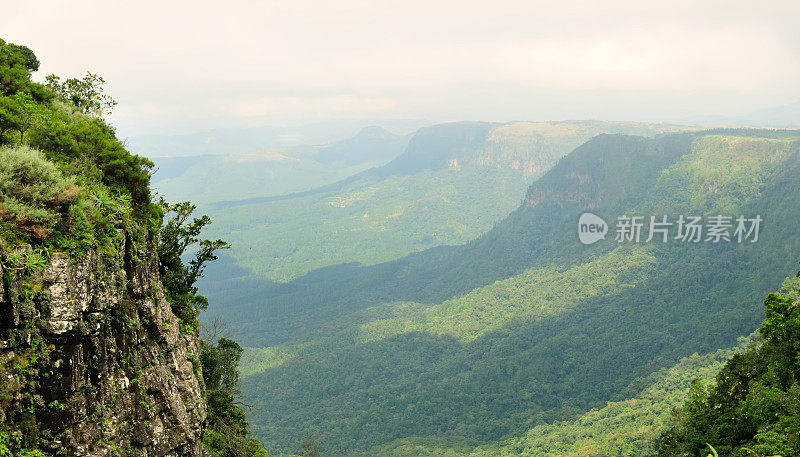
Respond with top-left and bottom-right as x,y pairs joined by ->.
0,145 -> 77,238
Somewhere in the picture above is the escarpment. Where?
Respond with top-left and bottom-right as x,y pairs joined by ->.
0,227 -> 206,456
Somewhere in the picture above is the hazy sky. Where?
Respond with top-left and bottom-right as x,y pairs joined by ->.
2,0 -> 799,137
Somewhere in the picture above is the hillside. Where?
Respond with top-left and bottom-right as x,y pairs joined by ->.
213,129 -> 800,455
152,125 -> 410,204
358,336 -> 752,457
197,120 -> 697,282
654,275 -> 800,457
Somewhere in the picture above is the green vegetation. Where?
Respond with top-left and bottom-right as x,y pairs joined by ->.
0,38 -> 156,263
201,337 -> 271,457
197,121 -> 695,283
207,166 -> 531,282
210,130 -> 800,456
158,200 -> 230,333
0,145 -> 77,238
359,338 -> 751,457
0,38 -> 271,457
153,125 -> 409,204
654,275 -> 800,457
5,36 -> 799,457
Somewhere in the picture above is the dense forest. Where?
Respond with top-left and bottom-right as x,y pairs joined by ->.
214,130 -> 800,455
655,274 -> 800,457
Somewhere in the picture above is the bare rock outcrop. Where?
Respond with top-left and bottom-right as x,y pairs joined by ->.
0,230 -> 206,456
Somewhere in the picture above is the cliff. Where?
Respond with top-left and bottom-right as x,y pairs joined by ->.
0,227 -> 206,456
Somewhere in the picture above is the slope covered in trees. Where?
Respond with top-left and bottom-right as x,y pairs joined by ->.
220,129 -> 800,455
654,275 -> 800,457
356,337 -> 751,457
196,121 -> 696,283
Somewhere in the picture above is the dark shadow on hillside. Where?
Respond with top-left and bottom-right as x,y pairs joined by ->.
240,232 -> 796,455
206,133 -> 695,346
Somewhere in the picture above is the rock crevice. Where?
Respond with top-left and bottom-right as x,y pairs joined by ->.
0,231 -> 206,456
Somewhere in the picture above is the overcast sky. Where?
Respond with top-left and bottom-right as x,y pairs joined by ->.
2,0 -> 799,137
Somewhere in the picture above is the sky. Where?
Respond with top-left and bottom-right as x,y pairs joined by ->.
2,0 -> 799,138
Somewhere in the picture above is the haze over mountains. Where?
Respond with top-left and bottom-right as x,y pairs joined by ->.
150,126 -> 410,203
157,120 -> 696,282
689,99 -> 800,128
5,3 -> 800,455
147,118 -> 800,456
230,128 -> 800,456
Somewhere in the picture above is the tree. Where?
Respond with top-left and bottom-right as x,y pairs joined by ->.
0,96 -> 15,142
9,92 -> 40,143
0,92 -> 41,144
0,39 -> 49,101
655,274 -> 800,457
301,439 -> 322,457
45,72 -> 117,119
0,39 -> 34,96
157,199 -> 230,330
201,337 -> 248,435
6,44 -> 39,72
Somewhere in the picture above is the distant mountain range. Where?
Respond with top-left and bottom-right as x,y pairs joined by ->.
689,99 -> 800,127
194,120 -> 694,282
150,126 -> 411,203
127,119 -> 431,158
198,125 -> 800,456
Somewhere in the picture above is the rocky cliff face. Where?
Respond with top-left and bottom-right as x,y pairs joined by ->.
0,228 -> 206,456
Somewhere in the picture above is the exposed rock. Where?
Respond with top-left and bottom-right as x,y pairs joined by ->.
0,230 -> 206,456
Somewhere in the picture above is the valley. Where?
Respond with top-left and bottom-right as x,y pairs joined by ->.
179,126 -> 800,456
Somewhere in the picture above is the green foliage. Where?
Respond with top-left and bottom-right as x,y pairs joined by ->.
26,101 -> 154,208
355,340 -> 748,457
157,200 -> 230,329
0,39 -> 49,100
45,72 -> 117,118
201,337 -> 247,434
0,37 -> 153,211
0,92 -> 43,143
0,145 -> 77,237
301,439 -> 322,457
213,130 -> 800,455
201,336 -> 274,457
0,427 -> 46,457
654,276 -> 800,457
203,429 -> 273,457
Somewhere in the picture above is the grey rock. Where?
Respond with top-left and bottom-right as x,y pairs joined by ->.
0,233 -> 207,456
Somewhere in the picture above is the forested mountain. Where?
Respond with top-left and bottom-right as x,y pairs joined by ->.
195,120 -> 695,282
206,129 -> 800,456
4,12 -> 798,457
655,275 -> 800,457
